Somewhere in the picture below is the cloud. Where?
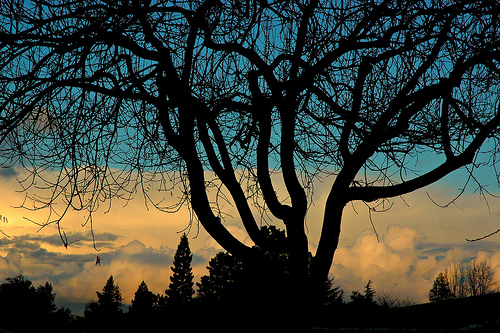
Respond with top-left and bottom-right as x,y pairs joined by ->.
2,166 -> 500,314
0,222 -> 256,313
23,231 -> 120,247
0,237 -> 173,313
331,224 -> 500,304
1,219 -> 500,315
0,232 -> 122,260
0,167 -> 17,179
0,250 -> 22,278
0,225 -> 215,314
383,224 -> 425,251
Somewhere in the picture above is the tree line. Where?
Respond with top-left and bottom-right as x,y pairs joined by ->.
429,259 -> 498,302
75,228 -> 413,331
0,275 -> 73,333
5,228 -> 497,332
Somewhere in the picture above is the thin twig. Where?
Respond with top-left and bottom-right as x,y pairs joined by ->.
0,229 -> 10,238
368,209 -> 380,243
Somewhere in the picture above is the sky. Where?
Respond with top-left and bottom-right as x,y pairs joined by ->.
1,165 -> 500,315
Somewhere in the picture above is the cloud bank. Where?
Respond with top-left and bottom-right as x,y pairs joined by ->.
331,224 -> 500,303
0,222 -> 499,315
2,166 -> 500,314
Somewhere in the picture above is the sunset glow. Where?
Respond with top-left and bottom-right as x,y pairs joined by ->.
1,166 -> 499,314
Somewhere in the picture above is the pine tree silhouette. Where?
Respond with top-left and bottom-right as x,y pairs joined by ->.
97,275 -> 123,312
166,233 -> 194,305
129,280 -> 159,331
429,272 -> 453,302
350,280 -> 376,306
84,275 -> 123,321
130,280 -> 158,315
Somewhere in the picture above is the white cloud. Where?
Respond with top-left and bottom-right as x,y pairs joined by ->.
330,224 -> 500,304
46,239 -> 176,309
383,224 -> 425,251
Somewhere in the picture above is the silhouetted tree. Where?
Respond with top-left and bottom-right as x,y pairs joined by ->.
84,275 -> 123,327
3,1 -> 500,327
97,275 -> 123,312
196,251 -> 244,302
323,276 -> 344,307
344,280 -> 380,328
351,280 -> 376,306
429,272 -> 453,303
166,233 -> 194,305
445,261 -> 468,299
129,281 -> 159,315
128,281 -> 159,332
196,227 -> 287,294
36,281 -> 58,313
466,259 -> 498,297
437,260 -> 498,300
196,227 -> 344,330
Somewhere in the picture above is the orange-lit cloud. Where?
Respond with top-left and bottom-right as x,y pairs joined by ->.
1,166 -> 500,313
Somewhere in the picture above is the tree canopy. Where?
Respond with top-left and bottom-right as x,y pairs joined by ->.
1,0 -> 500,310
350,279 -> 376,306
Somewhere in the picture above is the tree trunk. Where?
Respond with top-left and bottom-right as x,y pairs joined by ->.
279,214 -> 311,330
311,189 -> 347,299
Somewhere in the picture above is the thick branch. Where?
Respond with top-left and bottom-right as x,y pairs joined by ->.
250,71 -> 292,221
198,112 -> 264,248
348,110 -> 500,202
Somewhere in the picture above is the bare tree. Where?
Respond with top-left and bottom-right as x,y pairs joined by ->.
2,0 -> 500,320
441,260 -> 498,299
445,261 -> 468,299
466,259 -> 498,297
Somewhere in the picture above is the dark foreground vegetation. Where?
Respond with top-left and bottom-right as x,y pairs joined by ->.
1,274 -> 500,333
1,231 -> 500,333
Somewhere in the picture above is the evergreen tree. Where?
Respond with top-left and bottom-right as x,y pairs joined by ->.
364,280 -> 376,303
196,251 -> 244,302
130,280 -> 158,315
350,280 -> 376,306
129,281 -> 159,331
166,233 -> 194,304
196,226 -> 288,304
429,272 -> 454,302
197,227 -> 344,308
36,281 -> 57,313
85,275 -> 123,319
322,277 -> 344,307
97,275 -> 123,312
